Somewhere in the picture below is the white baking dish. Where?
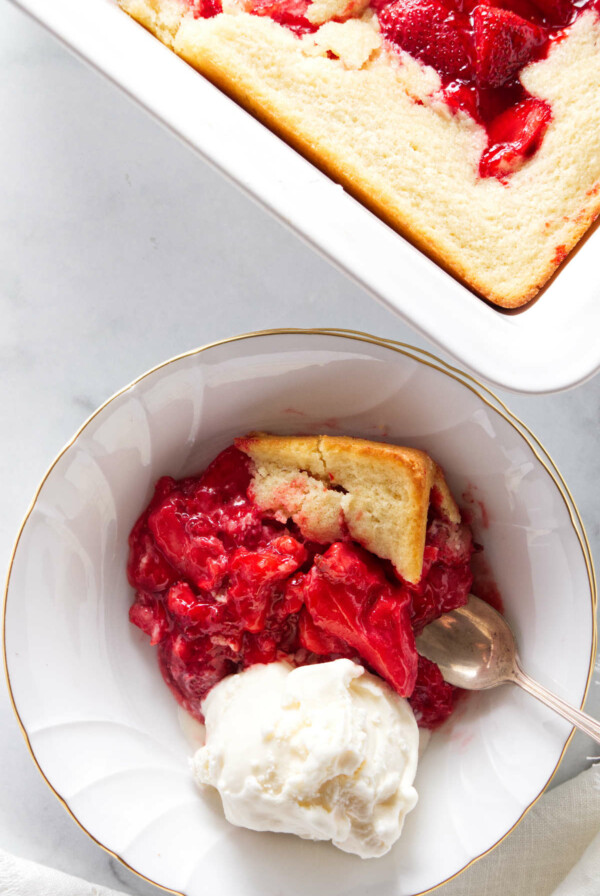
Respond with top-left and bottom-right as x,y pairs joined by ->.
10,0 -> 600,393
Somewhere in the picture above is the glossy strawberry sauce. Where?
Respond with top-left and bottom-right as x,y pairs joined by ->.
128,446 -> 474,728
185,0 -> 318,32
184,0 -> 595,179
375,0 -> 598,177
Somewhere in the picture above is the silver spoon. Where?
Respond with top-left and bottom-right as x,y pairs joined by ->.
416,594 -> 600,745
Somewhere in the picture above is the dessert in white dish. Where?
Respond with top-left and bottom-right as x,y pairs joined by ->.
128,435 -> 477,854
4,332 -> 594,895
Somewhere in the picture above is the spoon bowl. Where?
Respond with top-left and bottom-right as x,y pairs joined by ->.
416,595 -> 517,690
417,595 -> 600,745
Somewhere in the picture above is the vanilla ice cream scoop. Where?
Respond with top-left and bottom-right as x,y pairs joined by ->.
193,658 -> 419,858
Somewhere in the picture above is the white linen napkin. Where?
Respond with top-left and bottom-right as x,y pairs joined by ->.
437,763 -> 600,896
1,765 -> 599,896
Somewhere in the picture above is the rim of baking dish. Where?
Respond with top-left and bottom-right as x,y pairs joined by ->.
3,327 -> 598,896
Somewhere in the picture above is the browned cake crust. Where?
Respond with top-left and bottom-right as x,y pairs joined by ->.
235,432 -> 460,584
118,0 -> 600,308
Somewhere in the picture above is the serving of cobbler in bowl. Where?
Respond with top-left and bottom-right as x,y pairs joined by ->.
4,330 -> 595,895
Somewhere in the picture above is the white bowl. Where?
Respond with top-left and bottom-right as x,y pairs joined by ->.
4,329 -> 596,896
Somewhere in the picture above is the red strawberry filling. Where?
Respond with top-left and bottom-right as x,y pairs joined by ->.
297,542 -> 419,695
377,0 -> 595,178
410,655 -> 459,728
182,0 -> 593,180
472,7 -> 545,89
479,96 -> 551,177
186,0 -> 317,31
245,0 -> 318,33
376,0 -> 472,80
128,445 -> 476,728
187,0 -> 224,17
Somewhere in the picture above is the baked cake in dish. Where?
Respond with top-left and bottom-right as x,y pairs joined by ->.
118,0 -> 600,308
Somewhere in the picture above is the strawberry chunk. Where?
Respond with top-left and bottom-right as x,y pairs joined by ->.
240,630 -> 280,666
129,592 -> 169,645
489,0 -> 548,23
528,0 -> 572,23
249,0 -> 310,15
244,0 -> 317,33
158,634 -> 236,719
409,655 -> 458,729
409,519 -> 473,632
298,605 -> 354,656
186,0 -> 223,15
301,543 -> 418,696
424,518 -> 474,567
127,518 -> 178,592
228,537 -> 308,632
189,445 -> 251,501
378,0 -> 472,81
268,534 -> 309,567
479,97 -> 551,177
271,573 -> 306,621
166,581 -> 200,623
166,581 -> 231,634
148,501 -> 229,591
473,6 -> 544,88
410,562 -> 473,632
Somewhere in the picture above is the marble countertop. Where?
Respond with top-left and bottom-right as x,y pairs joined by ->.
2,2 -> 599,892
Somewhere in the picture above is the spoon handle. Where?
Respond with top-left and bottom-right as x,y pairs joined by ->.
511,664 -> 600,746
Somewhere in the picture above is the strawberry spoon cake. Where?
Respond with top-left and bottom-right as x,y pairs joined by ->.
118,0 -> 600,307
126,434 -> 494,856
128,435 -> 476,729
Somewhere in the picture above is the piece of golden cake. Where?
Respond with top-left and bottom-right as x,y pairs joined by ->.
235,433 -> 460,584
